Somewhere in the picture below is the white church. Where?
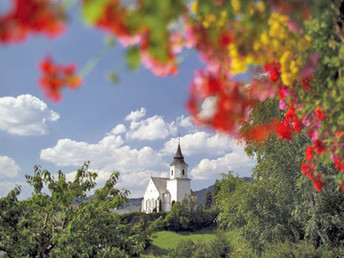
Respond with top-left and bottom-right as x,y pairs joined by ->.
142,142 -> 191,213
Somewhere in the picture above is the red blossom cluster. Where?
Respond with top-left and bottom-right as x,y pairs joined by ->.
264,62 -> 281,82
277,106 -> 302,140
0,0 -> 65,44
39,56 -> 82,102
187,69 -> 254,135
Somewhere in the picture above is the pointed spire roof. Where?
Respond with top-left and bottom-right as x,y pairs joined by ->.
170,140 -> 188,166
174,139 -> 184,159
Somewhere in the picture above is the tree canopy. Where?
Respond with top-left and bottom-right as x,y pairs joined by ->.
0,162 -> 150,257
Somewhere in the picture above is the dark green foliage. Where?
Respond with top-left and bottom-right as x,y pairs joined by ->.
208,230 -> 232,258
0,162 -> 149,257
164,195 -> 218,232
168,231 -> 232,258
204,190 -> 213,209
263,240 -> 344,258
168,239 -> 208,258
215,99 -> 344,254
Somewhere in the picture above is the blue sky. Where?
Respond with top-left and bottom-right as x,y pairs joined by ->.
0,3 -> 256,198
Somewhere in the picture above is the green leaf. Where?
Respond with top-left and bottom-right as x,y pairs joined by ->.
82,0 -> 109,25
105,36 -> 116,47
126,46 -> 141,70
108,71 -> 119,84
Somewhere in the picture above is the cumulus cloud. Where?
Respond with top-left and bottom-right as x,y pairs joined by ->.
127,115 -> 177,141
162,132 -> 237,156
109,124 -> 126,135
0,94 -> 59,136
0,156 -> 20,178
176,115 -> 195,130
191,151 -> 256,180
40,135 -> 168,179
125,107 -> 146,121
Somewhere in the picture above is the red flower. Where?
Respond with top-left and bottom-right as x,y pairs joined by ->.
39,56 -> 82,102
314,139 -> 326,154
187,69 -> 254,135
305,146 -> 314,161
301,76 -> 312,91
314,107 -> 324,120
293,117 -> 302,132
341,182 -> 344,192
301,161 -> 315,179
264,61 -> 281,83
0,0 -> 65,44
313,174 -> 325,191
277,120 -> 295,141
219,31 -> 232,48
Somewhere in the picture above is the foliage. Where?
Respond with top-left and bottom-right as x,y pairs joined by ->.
168,230 -> 231,258
204,190 -> 213,209
263,240 -> 344,258
215,100 -> 344,253
0,162 -> 149,257
208,230 -> 232,258
164,194 -> 218,232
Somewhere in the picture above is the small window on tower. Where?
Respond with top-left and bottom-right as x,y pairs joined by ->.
171,170 -> 173,176
182,169 -> 185,175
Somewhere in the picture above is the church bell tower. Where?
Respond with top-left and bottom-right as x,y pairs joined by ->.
167,140 -> 191,204
169,140 -> 188,179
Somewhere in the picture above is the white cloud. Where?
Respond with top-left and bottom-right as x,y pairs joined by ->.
40,135 -> 124,167
0,94 -> 59,136
191,151 -> 256,180
40,136 -> 168,179
0,155 -> 21,178
127,115 -> 177,141
162,132 -> 237,156
176,115 -> 195,129
125,107 -> 146,121
109,124 -> 126,135
198,96 -> 217,120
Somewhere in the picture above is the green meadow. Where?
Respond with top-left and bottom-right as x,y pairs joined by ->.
142,228 -> 252,257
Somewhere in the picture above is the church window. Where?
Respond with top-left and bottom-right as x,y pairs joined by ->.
171,170 -> 173,176
182,169 -> 185,175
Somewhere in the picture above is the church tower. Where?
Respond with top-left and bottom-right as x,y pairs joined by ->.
169,140 -> 188,179
166,141 -> 191,205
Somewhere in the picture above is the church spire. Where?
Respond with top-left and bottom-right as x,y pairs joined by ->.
174,138 -> 184,159
170,140 -> 187,166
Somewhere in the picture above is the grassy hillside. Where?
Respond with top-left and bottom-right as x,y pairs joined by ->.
142,227 -> 252,257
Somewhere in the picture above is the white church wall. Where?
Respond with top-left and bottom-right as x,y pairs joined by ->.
166,179 -> 191,203
166,179 -> 178,202
142,179 -> 160,213
176,179 -> 191,202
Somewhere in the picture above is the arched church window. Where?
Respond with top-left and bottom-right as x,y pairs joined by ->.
182,169 -> 185,175
171,170 -> 173,176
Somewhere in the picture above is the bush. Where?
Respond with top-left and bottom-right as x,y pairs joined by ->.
208,230 -> 232,258
263,241 -> 344,258
168,239 -> 208,258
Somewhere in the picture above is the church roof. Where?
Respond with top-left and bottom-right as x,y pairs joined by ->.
170,142 -> 188,166
151,177 -> 168,194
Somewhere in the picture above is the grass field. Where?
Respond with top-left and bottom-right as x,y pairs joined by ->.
142,227 -> 252,257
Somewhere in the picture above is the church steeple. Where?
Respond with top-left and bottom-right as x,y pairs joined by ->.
170,140 -> 187,166
169,140 -> 188,179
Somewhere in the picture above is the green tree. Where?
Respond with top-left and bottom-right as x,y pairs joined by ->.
208,230 -> 232,258
204,190 -> 213,210
0,162 -> 149,257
